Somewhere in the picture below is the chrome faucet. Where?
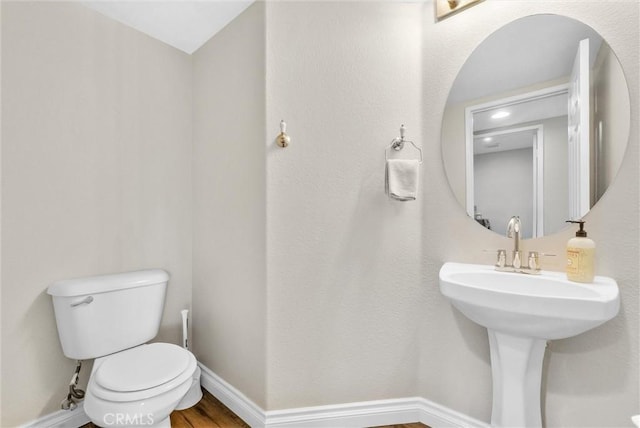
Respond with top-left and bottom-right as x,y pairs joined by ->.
494,216 -> 547,274
506,216 -> 522,268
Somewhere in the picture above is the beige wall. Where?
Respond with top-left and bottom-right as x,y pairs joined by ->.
263,2 -> 638,424
265,1 -> 424,409
192,2 -> 267,408
422,1 -> 638,425
1,2 -> 192,425
1,1 -> 638,427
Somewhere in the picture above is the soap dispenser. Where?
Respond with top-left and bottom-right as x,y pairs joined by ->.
565,220 -> 595,283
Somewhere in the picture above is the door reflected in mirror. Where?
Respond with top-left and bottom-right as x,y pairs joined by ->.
441,14 -> 630,239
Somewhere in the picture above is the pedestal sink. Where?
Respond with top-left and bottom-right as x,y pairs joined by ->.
439,262 -> 620,428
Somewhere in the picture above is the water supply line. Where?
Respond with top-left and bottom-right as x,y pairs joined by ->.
61,360 -> 85,410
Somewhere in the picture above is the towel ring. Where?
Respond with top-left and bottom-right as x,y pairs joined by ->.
385,125 -> 423,164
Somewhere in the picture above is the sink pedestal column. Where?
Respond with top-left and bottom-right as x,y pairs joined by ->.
488,329 -> 547,428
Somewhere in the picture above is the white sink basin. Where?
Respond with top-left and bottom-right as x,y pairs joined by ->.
439,262 -> 620,427
439,262 -> 619,340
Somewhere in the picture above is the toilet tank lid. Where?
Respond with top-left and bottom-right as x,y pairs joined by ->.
47,269 -> 169,297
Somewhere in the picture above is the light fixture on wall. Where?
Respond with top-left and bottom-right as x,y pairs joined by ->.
436,0 -> 483,20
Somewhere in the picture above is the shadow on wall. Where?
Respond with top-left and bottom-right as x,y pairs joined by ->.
450,307 -> 491,365
544,313 -> 630,396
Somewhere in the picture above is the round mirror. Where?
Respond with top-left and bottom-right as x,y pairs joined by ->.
441,14 -> 630,239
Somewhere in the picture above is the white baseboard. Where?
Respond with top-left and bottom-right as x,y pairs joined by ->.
264,397 -> 423,427
198,363 -> 267,427
22,362 -> 489,428
263,396 -> 490,428
22,402 -> 90,428
198,363 -> 490,428
416,399 -> 491,428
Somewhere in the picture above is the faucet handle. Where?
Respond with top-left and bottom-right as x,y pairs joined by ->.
495,249 -> 506,268
512,250 -> 522,269
527,251 -> 540,271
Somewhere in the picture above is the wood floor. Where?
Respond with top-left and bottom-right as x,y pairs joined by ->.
82,388 -> 429,427
170,390 -> 248,427
374,425 -> 428,428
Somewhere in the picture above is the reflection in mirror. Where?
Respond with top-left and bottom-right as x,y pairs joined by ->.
442,14 -> 630,239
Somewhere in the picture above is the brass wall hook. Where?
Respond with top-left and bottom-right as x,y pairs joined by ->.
276,120 -> 290,148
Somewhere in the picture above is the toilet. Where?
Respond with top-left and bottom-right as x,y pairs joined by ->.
47,269 -> 201,427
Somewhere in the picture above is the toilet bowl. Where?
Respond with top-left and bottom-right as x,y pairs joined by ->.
47,269 -> 203,428
175,366 -> 203,411
84,343 -> 198,427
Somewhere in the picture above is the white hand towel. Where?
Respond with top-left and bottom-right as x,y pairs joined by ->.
385,159 -> 419,201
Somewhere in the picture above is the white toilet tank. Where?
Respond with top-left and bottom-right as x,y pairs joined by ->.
48,269 -> 169,360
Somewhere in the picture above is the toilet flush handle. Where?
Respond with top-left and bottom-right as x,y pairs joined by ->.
70,296 -> 94,307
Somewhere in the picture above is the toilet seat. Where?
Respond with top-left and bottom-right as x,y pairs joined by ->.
97,343 -> 190,392
91,343 -> 197,402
